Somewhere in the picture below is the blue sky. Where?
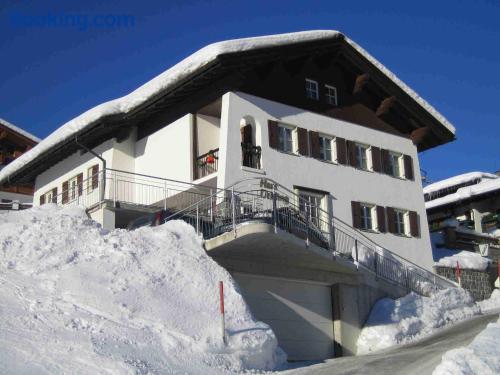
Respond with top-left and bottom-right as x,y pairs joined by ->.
1,0 -> 499,183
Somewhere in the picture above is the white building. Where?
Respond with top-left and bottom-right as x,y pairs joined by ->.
0,31 -> 456,360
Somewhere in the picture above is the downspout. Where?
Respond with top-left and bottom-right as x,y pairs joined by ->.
74,136 -> 106,204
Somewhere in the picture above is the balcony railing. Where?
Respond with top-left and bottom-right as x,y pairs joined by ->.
196,148 -> 219,179
241,143 -> 261,169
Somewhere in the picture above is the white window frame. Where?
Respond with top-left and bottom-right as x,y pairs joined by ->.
68,175 -> 79,201
394,209 -> 409,236
87,166 -> 96,193
278,123 -> 297,154
296,188 -> 326,228
318,134 -> 335,162
43,190 -> 54,204
388,151 -> 403,178
325,84 -> 338,106
305,79 -> 319,100
355,143 -> 371,171
360,203 -> 377,231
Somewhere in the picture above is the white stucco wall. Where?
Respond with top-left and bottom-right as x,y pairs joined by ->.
218,91 -> 434,270
196,114 -> 220,156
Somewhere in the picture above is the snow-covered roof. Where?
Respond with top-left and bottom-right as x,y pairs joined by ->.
423,171 -> 498,195
0,30 -> 456,185
0,118 -> 40,143
426,176 -> 500,210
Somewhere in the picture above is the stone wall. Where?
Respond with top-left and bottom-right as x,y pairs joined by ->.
435,266 -> 498,301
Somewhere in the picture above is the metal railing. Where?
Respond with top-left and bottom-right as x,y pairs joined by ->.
164,178 -> 454,296
196,148 -> 219,179
0,201 -> 32,211
241,143 -> 261,169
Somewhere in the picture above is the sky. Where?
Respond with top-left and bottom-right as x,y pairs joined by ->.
0,0 -> 499,183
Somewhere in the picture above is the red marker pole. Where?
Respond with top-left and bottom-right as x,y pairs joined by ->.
219,281 -> 227,345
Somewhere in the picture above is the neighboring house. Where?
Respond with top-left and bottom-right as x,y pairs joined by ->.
0,118 -> 40,208
0,31 -> 456,360
425,171 -> 500,258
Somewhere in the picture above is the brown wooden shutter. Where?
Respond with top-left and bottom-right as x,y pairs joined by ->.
40,194 -> 45,206
409,211 -> 420,237
91,165 -> 99,190
371,146 -> 382,173
52,187 -> 58,203
77,173 -> 83,196
62,181 -> 69,204
346,141 -> 357,167
336,137 -> 347,164
268,120 -> 279,149
386,207 -> 396,234
404,155 -> 414,180
376,206 -> 386,232
297,127 -> 309,156
351,201 -> 361,229
241,124 -> 252,144
381,149 -> 390,174
309,131 -> 320,159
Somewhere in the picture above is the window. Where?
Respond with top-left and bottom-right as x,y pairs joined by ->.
395,209 -> 408,235
355,143 -> 370,170
68,175 -> 79,201
325,85 -> 338,106
305,79 -> 319,100
319,135 -> 334,161
298,190 -> 324,227
278,125 -> 295,153
360,204 -> 375,231
388,152 -> 403,178
87,166 -> 96,192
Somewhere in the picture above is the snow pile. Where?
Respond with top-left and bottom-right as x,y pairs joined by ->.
0,205 -> 285,374
478,290 -> 500,313
432,316 -> 500,375
357,288 -> 480,354
435,251 -> 491,271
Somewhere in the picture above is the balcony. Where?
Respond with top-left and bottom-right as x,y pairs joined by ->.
241,143 -> 261,169
195,148 -> 219,179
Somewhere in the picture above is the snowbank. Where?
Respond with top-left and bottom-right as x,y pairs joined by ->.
432,315 -> 500,375
357,288 -> 480,354
0,205 -> 285,374
478,290 -> 500,313
423,172 -> 497,196
435,251 -> 491,271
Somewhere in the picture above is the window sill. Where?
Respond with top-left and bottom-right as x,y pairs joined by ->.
359,228 -> 379,234
317,158 -> 338,165
277,150 -> 301,157
241,166 -> 266,175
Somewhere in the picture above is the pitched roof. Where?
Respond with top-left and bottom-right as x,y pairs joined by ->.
0,118 -> 41,143
0,30 -> 455,185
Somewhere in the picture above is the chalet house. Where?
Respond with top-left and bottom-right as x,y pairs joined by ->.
0,31 -> 455,360
425,172 -> 500,258
0,118 -> 40,207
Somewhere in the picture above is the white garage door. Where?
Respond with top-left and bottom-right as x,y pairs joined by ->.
233,273 -> 334,361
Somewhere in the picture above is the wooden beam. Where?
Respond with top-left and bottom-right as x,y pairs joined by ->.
410,126 -> 431,146
0,130 -> 7,140
352,73 -> 370,95
376,96 -> 397,118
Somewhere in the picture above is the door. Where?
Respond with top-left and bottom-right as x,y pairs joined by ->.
233,273 -> 334,361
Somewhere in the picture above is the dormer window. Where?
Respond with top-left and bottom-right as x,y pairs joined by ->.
305,79 -> 319,100
325,85 -> 338,106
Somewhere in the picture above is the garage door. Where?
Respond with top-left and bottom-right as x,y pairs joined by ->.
233,273 -> 334,361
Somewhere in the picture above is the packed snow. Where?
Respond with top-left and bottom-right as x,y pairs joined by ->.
435,251 -> 490,271
0,205 -> 286,374
423,172 -> 498,196
478,290 -> 500,313
356,288 -> 481,354
0,30 -> 455,185
432,315 -> 500,375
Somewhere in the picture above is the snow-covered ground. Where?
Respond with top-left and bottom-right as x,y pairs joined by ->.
0,205 -> 286,374
432,315 -> 500,375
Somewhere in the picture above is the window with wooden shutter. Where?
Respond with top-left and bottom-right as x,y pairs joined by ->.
386,206 -> 396,234
91,165 -> 99,190
297,127 -> 309,156
40,194 -> 45,206
376,206 -> 386,232
403,155 -> 414,180
336,137 -> 347,164
51,187 -> 58,203
77,173 -> 83,196
62,181 -> 69,204
309,131 -> 320,159
371,147 -> 382,173
381,149 -> 390,174
409,211 -> 420,237
241,124 -> 253,145
351,201 -> 361,229
268,120 -> 279,149
346,141 -> 357,167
